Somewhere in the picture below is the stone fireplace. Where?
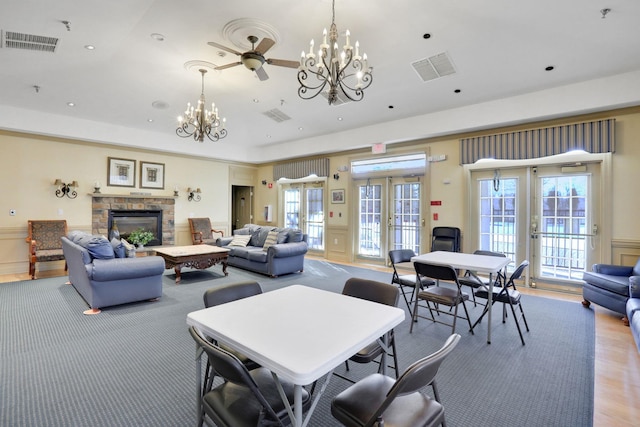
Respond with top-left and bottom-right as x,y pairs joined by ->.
91,195 -> 175,246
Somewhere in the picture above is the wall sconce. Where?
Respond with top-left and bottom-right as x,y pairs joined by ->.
54,179 -> 78,198
187,187 -> 201,202
333,173 -> 340,180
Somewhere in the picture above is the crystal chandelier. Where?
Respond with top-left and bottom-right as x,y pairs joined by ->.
176,69 -> 227,142
297,0 -> 373,105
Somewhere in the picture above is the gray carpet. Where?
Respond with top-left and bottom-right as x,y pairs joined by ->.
0,260 -> 594,427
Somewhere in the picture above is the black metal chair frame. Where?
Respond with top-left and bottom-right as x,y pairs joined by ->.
471,260 -> 530,345
335,277 -> 401,383
410,262 -> 474,335
457,250 -> 507,307
331,333 -> 461,427
189,326 -> 310,427
389,249 -> 435,316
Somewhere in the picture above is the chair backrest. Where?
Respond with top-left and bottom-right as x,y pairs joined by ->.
506,260 -> 529,285
342,277 -> 400,308
203,281 -> 262,308
389,249 -> 415,266
189,217 -> 214,241
367,333 -> 461,423
414,262 -> 459,283
27,220 -> 67,250
188,327 -> 281,422
431,227 -> 461,252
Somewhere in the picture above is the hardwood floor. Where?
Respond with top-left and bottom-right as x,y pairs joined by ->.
3,264 -> 638,426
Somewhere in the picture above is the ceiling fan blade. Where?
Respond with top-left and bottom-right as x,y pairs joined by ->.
255,38 -> 275,55
207,41 -> 242,56
267,58 -> 300,69
215,62 -> 242,70
255,66 -> 269,81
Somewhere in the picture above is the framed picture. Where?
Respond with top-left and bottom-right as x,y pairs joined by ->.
107,157 -> 136,187
331,189 -> 345,204
140,161 -> 165,189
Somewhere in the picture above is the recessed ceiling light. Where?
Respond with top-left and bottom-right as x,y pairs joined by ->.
266,134 -> 272,138
84,45 -> 95,50
388,105 -> 394,109
147,118 -> 154,123
66,102 -> 75,107
337,117 -> 343,121
150,33 -> 165,41
545,65 -> 555,71
423,33 -> 431,39
454,89 -> 461,93
253,99 -> 260,103
298,127 -> 303,131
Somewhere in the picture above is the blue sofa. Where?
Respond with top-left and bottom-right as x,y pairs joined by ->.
217,224 -> 307,277
627,276 -> 640,353
582,257 -> 640,325
61,232 -> 165,313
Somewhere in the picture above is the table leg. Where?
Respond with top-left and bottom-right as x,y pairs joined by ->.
294,385 -> 302,427
174,265 -> 182,283
487,272 -> 493,344
222,259 -> 228,276
195,344 -> 203,427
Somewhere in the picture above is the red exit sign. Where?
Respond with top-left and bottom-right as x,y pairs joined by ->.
430,200 -> 442,206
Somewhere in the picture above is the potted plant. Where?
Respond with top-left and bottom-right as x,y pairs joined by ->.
127,228 -> 154,248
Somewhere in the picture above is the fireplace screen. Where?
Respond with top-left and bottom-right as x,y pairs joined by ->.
108,210 -> 162,246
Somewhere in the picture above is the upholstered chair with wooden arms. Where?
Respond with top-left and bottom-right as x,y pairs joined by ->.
188,217 -> 224,246
25,219 -> 68,279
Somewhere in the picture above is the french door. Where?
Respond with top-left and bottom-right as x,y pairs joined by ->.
282,183 -> 325,252
356,178 -> 424,263
469,162 -> 601,286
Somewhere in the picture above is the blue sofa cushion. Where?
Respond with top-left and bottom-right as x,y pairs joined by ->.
90,257 -> 164,281
75,234 -> 115,259
582,271 -> 629,297
276,228 -> 290,244
247,250 -> 268,263
250,227 -> 273,247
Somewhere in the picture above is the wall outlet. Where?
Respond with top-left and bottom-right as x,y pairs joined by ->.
9,209 -> 16,216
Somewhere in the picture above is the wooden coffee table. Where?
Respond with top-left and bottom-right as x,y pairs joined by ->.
153,245 -> 230,283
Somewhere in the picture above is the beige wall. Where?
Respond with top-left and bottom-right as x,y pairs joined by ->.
2,106 -> 640,274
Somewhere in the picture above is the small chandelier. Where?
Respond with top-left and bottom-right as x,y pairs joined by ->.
176,69 -> 227,142
297,0 -> 372,105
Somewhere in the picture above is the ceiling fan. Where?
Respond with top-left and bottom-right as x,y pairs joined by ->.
208,35 -> 299,81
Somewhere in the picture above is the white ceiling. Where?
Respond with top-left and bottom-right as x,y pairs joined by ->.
2,0 -> 640,163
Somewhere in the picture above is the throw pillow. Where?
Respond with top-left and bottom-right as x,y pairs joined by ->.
121,239 -> 136,257
111,237 -> 125,258
229,234 -> 251,247
276,228 -> 290,244
288,229 -> 304,243
263,230 -> 279,252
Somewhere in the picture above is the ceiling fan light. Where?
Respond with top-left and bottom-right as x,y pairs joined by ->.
242,53 -> 265,71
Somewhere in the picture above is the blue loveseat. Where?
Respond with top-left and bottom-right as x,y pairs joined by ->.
217,224 -> 307,277
61,231 -> 165,313
627,276 -> 640,352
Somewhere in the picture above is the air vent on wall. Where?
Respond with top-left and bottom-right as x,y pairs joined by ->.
412,52 -> 456,82
263,108 -> 291,123
1,30 -> 59,52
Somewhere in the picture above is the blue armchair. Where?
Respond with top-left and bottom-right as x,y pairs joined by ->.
582,257 -> 640,325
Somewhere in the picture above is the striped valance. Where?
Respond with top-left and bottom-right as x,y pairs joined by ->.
273,158 -> 330,180
460,119 -> 615,165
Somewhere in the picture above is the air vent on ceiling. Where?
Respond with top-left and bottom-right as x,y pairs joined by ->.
412,52 -> 456,82
263,108 -> 291,123
1,30 -> 59,52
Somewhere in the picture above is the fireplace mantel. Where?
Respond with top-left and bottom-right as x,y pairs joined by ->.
88,193 -> 177,200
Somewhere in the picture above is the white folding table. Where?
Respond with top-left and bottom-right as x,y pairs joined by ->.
411,251 -> 511,344
186,284 -> 405,427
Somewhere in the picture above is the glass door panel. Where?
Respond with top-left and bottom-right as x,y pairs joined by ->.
391,181 -> 422,254
305,187 -> 324,250
358,181 -> 383,258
